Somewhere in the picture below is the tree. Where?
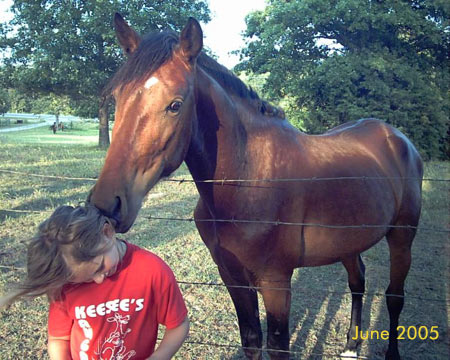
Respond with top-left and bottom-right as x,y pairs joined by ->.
1,0 -> 210,148
239,0 -> 449,159
0,88 -> 10,115
31,93 -> 73,124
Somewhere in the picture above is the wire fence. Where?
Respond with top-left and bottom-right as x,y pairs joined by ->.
1,208 -> 449,234
1,168 -> 449,234
144,215 -> 450,233
180,339 -> 372,359
1,168 -> 450,183
2,258 -> 448,303
0,261 -> 448,304
1,167 -> 449,358
0,167 -> 449,292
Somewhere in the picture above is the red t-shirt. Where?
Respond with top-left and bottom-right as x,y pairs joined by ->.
48,242 -> 187,360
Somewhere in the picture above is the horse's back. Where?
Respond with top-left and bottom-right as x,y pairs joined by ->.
316,118 -> 423,224
322,118 -> 422,179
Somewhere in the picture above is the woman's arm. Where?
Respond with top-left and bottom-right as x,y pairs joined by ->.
48,336 -> 71,360
149,316 -> 189,360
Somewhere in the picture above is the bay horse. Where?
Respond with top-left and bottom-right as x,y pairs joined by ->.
89,14 -> 423,360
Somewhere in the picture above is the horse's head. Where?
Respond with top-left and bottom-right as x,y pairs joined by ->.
89,14 -> 203,232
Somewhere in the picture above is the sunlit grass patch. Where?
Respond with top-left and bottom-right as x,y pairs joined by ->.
0,121 -> 101,145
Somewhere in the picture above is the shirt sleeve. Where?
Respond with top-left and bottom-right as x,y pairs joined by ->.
155,262 -> 188,330
48,299 -> 73,337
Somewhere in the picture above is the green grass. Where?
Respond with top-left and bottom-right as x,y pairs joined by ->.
0,118 -> 46,127
0,122 -> 31,129
0,121 -> 100,145
0,125 -> 448,359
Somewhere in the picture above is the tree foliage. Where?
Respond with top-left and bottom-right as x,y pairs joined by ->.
0,88 -> 10,114
30,93 -> 73,117
239,0 -> 449,159
1,0 -> 210,146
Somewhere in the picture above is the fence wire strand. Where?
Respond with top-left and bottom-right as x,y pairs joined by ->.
180,339 -> 371,359
1,208 -> 449,234
0,169 -> 97,182
1,168 -> 450,183
0,264 -> 448,304
1,168 -> 449,234
145,215 -> 450,233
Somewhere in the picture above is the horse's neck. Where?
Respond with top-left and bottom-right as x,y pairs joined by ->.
184,68 -> 251,212
186,68 -> 247,182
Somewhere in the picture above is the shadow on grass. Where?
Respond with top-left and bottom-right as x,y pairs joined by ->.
366,227 -> 449,358
221,264 -> 351,359
223,229 -> 447,360
0,182 -> 91,222
125,194 -> 200,248
289,265 -> 348,358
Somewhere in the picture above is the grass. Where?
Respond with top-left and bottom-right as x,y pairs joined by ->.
0,124 -> 448,359
0,117 -> 47,129
0,121 -> 100,145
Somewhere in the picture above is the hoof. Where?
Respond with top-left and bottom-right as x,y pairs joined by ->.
243,349 -> 262,360
385,350 -> 401,360
340,349 -> 358,359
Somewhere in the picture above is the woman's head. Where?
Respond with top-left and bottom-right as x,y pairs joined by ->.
10,205 -> 117,303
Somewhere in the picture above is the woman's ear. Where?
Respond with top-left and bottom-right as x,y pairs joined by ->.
103,222 -> 116,240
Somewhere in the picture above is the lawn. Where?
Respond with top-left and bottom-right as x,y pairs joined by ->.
0,124 -> 448,359
0,121 -> 100,145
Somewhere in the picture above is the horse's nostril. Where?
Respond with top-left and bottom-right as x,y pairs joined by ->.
112,196 -> 122,224
86,188 -> 93,203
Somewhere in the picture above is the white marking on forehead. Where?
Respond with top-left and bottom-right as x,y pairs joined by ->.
144,76 -> 159,89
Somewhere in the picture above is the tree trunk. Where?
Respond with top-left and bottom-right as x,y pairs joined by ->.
55,113 -> 60,127
98,97 -> 110,149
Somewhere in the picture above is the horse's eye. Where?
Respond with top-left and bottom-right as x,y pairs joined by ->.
167,100 -> 183,114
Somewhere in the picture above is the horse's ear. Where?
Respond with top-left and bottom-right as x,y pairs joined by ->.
114,13 -> 141,57
178,17 -> 203,64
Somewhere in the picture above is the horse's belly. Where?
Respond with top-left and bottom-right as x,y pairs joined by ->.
298,226 -> 387,266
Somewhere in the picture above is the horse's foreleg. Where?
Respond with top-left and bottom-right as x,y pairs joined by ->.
259,276 -> 292,360
217,264 -> 263,360
341,254 -> 366,358
194,202 -> 262,359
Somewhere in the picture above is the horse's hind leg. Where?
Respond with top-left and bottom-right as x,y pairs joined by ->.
385,226 -> 416,360
341,254 -> 365,358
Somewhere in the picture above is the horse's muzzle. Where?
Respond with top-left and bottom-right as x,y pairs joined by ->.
86,187 -> 123,232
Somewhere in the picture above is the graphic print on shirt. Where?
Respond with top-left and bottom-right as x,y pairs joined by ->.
73,297 -> 145,359
95,313 -> 136,360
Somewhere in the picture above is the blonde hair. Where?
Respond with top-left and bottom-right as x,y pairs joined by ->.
1,205 -> 112,308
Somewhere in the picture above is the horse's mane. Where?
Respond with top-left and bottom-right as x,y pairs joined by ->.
104,30 -> 284,119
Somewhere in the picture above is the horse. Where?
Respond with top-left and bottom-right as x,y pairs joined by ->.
88,14 -> 423,360
50,122 -> 57,134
